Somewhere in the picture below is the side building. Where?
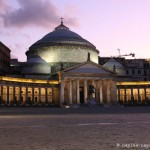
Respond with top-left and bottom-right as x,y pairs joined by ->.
99,57 -> 150,81
0,41 -> 11,75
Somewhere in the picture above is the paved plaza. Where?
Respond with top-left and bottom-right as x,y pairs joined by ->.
0,106 -> 150,150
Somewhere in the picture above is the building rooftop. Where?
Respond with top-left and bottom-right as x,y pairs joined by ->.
29,20 -> 96,50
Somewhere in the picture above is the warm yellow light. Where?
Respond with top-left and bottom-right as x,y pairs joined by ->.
0,76 -> 59,84
117,81 -> 150,85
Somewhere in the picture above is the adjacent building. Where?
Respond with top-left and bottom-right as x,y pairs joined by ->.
0,41 -> 11,75
100,57 -> 150,81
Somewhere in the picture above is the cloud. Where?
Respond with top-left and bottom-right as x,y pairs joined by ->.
1,0 -> 78,28
0,0 -> 6,12
65,18 -> 79,27
9,42 -> 28,61
0,0 -> 80,62
0,0 -> 10,26
63,4 -> 80,27
2,0 -> 58,28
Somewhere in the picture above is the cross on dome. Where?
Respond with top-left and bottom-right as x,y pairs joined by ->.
55,17 -> 69,30
60,17 -> 64,24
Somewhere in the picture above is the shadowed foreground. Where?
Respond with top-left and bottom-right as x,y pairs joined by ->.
0,107 -> 150,150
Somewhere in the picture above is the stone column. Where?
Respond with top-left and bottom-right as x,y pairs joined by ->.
32,87 -> 34,104
60,79 -> 64,106
95,81 -> 99,103
7,86 -> 9,105
131,88 -> 133,102
124,87 -> 127,103
144,88 -> 147,100
69,79 -> 72,104
84,79 -> 87,103
39,87 -> 41,103
45,88 -> 48,104
138,88 -> 140,102
52,88 -> 54,103
118,88 -> 120,103
0,86 -> 3,103
76,79 -> 80,104
92,80 -> 95,98
72,80 -> 77,103
13,86 -> 15,104
113,81 -> 117,104
99,80 -> 103,104
0,85 -> 3,105
25,87 -> 28,104
106,80 -> 110,103
19,87 -> 22,105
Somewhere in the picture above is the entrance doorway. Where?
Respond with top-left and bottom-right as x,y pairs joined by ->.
80,87 -> 84,104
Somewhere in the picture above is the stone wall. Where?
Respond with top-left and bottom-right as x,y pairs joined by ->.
22,63 -> 51,76
27,46 -> 99,64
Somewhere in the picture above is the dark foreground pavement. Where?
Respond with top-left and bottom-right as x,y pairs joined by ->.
0,106 -> 150,150
1,105 -> 150,115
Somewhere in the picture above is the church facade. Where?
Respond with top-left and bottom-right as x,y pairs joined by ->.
0,20 -> 150,106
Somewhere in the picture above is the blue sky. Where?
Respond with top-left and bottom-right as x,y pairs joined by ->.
1,0 -> 150,61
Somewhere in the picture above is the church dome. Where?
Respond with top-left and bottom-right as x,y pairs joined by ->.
103,58 -> 126,75
24,19 -> 99,78
29,21 -> 96,50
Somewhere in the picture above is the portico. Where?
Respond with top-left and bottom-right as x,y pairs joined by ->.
59,61 -> 117,105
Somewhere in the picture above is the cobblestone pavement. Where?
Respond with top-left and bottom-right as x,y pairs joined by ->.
0,107 -> 150,150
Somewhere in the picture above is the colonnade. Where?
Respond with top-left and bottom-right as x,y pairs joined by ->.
2,80 -> 150,106
118,87 -> 150,103
60,78 -> 117,105
0,85 -> 58,106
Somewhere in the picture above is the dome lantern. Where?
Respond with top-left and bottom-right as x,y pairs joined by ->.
55,18 -> 69,31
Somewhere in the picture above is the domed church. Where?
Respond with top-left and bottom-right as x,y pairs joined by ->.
1,19 -> 150,107
22,20 -> 99,79
0,19 -> 122,107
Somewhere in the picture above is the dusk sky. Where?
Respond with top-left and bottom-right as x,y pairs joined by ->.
1,0 -> 150,61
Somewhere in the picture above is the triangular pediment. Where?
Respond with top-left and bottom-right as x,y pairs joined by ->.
62,61 -> 115,75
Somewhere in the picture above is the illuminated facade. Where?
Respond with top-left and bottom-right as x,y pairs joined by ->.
0,76 -> 59,106
0,61 -> 119,106
0,21 -> 150,106
117,82 -> 150,105
59,61 -> 117,106
1,74 -> 150,106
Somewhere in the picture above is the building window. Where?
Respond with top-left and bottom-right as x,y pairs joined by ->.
132,69 -> 135,74
144,70 -> 147,75
126,70 -> 128,75
144,78 -> 147,81
144,63 -> 149,68
138,70 -> 141,74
